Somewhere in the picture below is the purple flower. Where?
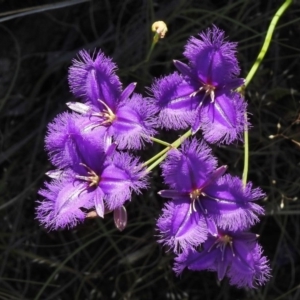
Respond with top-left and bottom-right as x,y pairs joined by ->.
156,138 -> 264,252
67,50 -> 157,149
174,230 -> 271,288
151,26 -> 247,144
37,115 -> 147,229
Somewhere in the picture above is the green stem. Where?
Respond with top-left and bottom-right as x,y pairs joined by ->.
242,117 -> 249,185
129,33 -> 158,72
145,33 -> 159,62
142,136 -> 172,166
146,129 -> 192,172
150,136 -> 172,147
242,0 -> 292,185
143,147 -> 170,166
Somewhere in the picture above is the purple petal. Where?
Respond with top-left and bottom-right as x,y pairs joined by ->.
174,238 -> 218,275
229,243 -> 271,288
37,180 -> 94,230
45,112 -> 84,168
68,50 -> 122,109
217,258 -> 230,281
151,72 -> 198,130
173,60 -> 192,77
105,142 -> 117,157
158,190 -> 187,199
161,138 -> 217,191
94,188 -> 104,218
99,152 -> 147,210
45,169 -> 66,180
201,165 -> 228,189
184,26 -> 241,87
109,93 -> 157,149
119,82 -> 136,103
45,112 -> 107,169
191,109 -> 201,134
203,175 -> 265,231
205,215 -> 218,236
156,199 -> 207,253
226,78 -> 245,90
200,92 -> 247,144
66,102 -> 91,114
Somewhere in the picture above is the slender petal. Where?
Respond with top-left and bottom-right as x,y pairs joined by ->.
119,82 -> 137,103
94,188 -> 105,218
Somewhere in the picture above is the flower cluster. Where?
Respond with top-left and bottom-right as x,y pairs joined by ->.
37,50 -> 157,230
37,25 -> 271,288
156,139 -> 270,287
154,26 -> 270,288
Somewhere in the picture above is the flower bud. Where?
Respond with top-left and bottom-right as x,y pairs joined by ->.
152,21 -> 168,42
114,205 -> 127,232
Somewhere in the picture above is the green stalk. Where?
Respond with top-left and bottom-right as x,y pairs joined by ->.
143,136 -> 172,166
150,136 -> 172,147
143,147 -> 170,166
145,33 -> 159,62
242,0 -> 292,185
146,129 -> 192,172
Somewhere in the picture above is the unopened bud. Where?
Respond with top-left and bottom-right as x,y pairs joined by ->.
152,21 -> 168,41
114,205 -> 127,232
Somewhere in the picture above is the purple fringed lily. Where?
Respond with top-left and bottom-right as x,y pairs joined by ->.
174,230 -> 271,288
156,138 -> 264,253
67,50 -> 157,149
151,25 -> 247,144
37,113 -> 147,230
37,149 -> 147,230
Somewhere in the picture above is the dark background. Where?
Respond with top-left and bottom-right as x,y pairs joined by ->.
1,0 -> 300,299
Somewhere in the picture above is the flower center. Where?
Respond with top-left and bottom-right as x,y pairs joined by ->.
189,188 -> 207,214
203,83 -> 216,102
190,83 -> 216,103
75,163 -> 100,188
219,234 -> 233,244
189,189 -> 201,200
208,234 -> 235,260
92,99 -> 116,126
